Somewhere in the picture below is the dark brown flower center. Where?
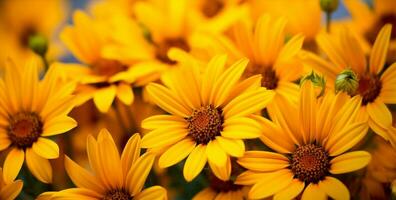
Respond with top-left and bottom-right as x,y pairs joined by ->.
202,0 -> 224,18
19,25 -> 37,47
103,189 -> 133,200
7,112 -> 43,149
358,74 -> 382,105
155,38 -> 190,65
92,59 -> 128,78
209,173 -> 242,192
246,64 -> 279,89
290,144 -> 330,184
366,13 -> 396,44
186,105 -> 223,144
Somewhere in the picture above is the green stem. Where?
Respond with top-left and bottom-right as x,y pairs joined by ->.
326,12 -> 332,33
40,54 -> 49,73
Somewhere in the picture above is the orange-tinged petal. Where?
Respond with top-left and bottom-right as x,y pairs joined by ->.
330,151 -> 371,174
127,153 -> 155,195
121,134 -> 141,177
366,100 -> 392,131
0,180 -> 23,200
318,176 -> 350,200
216,136 -> 244,157
141,115 -> 186,130
369,24 -> 392,74
42,116 -> 77,136
25,148 -> 52,183
32,138 -> 60,159
326,122 -> 368,156
248,169 -> 293,199
183,144 -> 207,182
235,171 -> 268,185
3,148 -> 24,184
141,127 -> 188,148
209,156 -> 231,181
64,156 -> 105,193
300,81 -> 317,143
93,86 -> 117,113
51,188 -> 101,200
159,138 -> 196,168
237,151 -> 289,172
206,140 -> 227,167
301,183 -> 326,200
116,82 -> 134,105
274,179 -> 305,200
134,186 -> 167,200
193,188 -> 216,200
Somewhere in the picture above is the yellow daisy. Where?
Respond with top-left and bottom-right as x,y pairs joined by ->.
0,0 -> 67,64
58,10 -> 154,113
0,168 -> 23,200
0,59 -> 77,184
301,24 -> 396,139
236,81 -> 371,199
344,0 -> 396,63
200,15 -> 305,111
41,129 -> 167,200
141,54 -> 275,181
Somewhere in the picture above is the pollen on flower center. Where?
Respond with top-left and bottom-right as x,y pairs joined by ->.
202,0 -> 224,18
358,74 -> 382,105
7,112 -> 43,148
92,59 -> 128,78
209,173 -> 242,192
186,105 -> 223,144
155,38 -> 191,65
102,189 -> 133,200
290,144 -> 330,183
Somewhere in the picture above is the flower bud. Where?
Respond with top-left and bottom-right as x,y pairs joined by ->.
320,0 -> 339,13
335,69 -> 358,96
28,34 -> 48,56
300,71 -> 326,97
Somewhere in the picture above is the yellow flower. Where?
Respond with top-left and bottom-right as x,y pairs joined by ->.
249,0 -> 321,44
0,59 -> 77,184
344,0 -> 396,63
141,54 -> 275,181
41,129 -> 167,200
0,0 -> 67,64
301,24 -> 396,140
361,136 -> 396,199
0,168 -> 23,200
200,15 -> 305,111
58,10 -> 154,113
236,81 -> 371,199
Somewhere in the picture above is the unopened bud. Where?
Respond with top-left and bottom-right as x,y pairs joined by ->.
320,0 -> 339,13
335,69 -> 358,96
28,34 -> 48,56
300,71 -> 326,97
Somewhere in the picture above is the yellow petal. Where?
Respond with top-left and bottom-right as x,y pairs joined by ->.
116,82 -> 134,105
134,186 -> 167,200
32,138 -> 60,159
121,134 -> 141,177
127,153 -> 155,195
366,100 -> 392,131
42,116 -> 77,136
86,135 -> 110,189
278,34 -> 305,63
183,144 -> 207,182
235,171 -> 268,185
318,176 -> 350,200
64,156 -> 105,193
237,151 -> 289,172
301,183 -> 326,200
248,169 -> 293,199
141,127 -> 188,148
223,88 -> 275,119
274,179 -> 305,200
192,188 -> 216,200
0,180 -> 23,200
146,83 -> 191,117
3,148 -> 24,184
330,151 -> 371,174
51,188 -> 101,199
93,86 -> 117,113
159,138 -> 196,168
326,122 -> 368,156
222,117 -> 262,139
206,140 -> 227,167
316,32 -> 347,69
0,133 -> 11,151
202,55 -> 227,105
300,81 -> 317,143
25,148 -> 52,183
369,24 -> 392,74
216,136 -> 244,157
209,156 -> 231,181
141,115 -> 186,130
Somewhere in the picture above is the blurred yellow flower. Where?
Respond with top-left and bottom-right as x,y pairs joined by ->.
236,82 -> 370,199
0,0 -> 67,64
0,168 -> 23,200
302,24 -> 396,140
0,59 -> 77,184
141,53 -> 274,182
41,129 -> 167,200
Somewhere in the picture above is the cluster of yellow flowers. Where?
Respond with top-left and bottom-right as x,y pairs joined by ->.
0,0 -> 396,199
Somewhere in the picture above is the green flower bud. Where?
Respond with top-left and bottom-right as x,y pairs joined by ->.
28,34 -> 48,56
320,0 -> 339,13
300,71 -> 326,97
335,69 -> 358,96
